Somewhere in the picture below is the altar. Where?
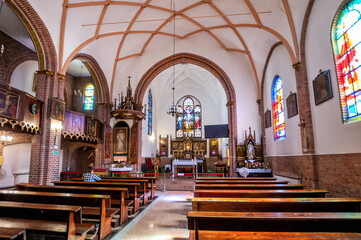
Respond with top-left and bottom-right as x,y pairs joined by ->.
172,159 -> 204,178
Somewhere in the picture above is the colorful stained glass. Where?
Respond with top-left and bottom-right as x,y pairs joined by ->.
333,0 -> 361,123
147,90 -> 152,135
175,96 -> 202,138
83,84 -> 94,111
272,76 -> 286,140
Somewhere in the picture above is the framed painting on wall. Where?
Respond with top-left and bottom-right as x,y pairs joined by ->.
0,88 -> 20,120
49,98 -> 65,121
86,118 -> 97,136
114,127 -> 128,155
264,110 -> 271,128
286,92 -> 298,118
209,138 -> 218,156
159,135 -> 168,157
104,123 -> 112,162
313,70 -> 333,105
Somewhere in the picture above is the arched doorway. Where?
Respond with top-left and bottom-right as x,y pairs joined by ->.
135,53 -> 238,175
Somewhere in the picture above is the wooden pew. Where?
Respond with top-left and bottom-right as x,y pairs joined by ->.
192,197 -> 361,212
0,201 -> 93,240
53,181 -> 141,213
0,227 -> 25,240
189,231 -> 361,240
71,178 -> 151,205
16,183 -> 129,224
194,189 -> 328,198
195,184 -> 304,190
187,211 -> 361,240
196,180 -> 289,185
0,190 -> 115,240
103,176 -> 156,200
0,218 -> 93,240
196,177 -> 277,181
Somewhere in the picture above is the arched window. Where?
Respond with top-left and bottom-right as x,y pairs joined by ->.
333,0 -> 361,123
83,83 -> 94,111
176,95 -> 202,138
272,76 -> 286,140
147,89 -> 152,135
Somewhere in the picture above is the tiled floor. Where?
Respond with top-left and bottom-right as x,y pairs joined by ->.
112,191 -> 192,240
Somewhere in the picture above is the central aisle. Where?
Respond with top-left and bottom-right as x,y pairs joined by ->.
112,191 -> 193,240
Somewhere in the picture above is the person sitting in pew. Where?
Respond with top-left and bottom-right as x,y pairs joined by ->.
84,167 -> 101,182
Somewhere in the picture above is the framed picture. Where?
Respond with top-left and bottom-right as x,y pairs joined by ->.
50,98 -> 65,121
86,118 -> 97,136
313,70 -> 333,105
286,92 -> 298,118
209,138 -> 218,156
113,127 -> 128,154
159,135 -> 168,157
264,110 -> 271,128
104,123 -> 112,161
0,88 -> 20,120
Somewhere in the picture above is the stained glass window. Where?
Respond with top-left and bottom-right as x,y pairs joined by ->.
83,83 -> 94,111
147,90 -> 152,135
176,95 -> 201,138
333,0 -> 361,123
272,76 -> 286,140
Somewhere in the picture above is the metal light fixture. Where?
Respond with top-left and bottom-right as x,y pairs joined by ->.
167,1 -> 177,117
0,132 -> 13,146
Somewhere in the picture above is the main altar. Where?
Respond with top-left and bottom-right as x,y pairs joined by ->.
170,137 -> 206,176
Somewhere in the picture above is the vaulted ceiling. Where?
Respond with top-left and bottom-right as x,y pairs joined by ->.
8,0 -> 309,99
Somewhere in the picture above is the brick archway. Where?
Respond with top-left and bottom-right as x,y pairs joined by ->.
134,52 -> 238,175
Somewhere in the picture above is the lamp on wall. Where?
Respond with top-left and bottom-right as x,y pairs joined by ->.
0,132 -> 13,146
166,1 -> 177,117
74,61 -> 84,97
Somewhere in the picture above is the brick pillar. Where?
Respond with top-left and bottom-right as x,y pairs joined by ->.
29,70 -> 64,185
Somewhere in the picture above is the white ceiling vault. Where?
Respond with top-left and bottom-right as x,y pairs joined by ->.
25,0 -> 307,99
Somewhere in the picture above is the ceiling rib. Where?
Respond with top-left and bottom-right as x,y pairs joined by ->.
58,0 -> 299,101
94,0 -> 111,37
110,0 -> 152,98
244,0 -> 262,27
282,0 -> 300,61
58,0 -> 69,73
207,1 -> 259,97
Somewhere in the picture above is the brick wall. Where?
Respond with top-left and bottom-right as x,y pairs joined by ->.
0,31 -> 37,86
265,153 -> 361,197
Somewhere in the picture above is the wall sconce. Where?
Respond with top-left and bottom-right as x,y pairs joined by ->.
0,132 -> 13,146
74,89 -> 82,97
51,121 -> 63,133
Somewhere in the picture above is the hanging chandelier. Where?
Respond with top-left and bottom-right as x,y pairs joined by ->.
167,1 -> 177,117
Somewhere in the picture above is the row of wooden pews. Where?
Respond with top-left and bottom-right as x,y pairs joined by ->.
0,175 -> 156,240
188,176 -> 361,240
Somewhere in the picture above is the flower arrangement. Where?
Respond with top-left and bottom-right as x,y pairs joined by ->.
249,161 -> 267,169
117,161 -> 133,168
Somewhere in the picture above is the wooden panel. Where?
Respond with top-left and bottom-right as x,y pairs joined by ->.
192,197 -> 361,212
195,184 -> 304,190
193,189 -> 328,198
187,211 -> 361,232
189,231 -> 361,240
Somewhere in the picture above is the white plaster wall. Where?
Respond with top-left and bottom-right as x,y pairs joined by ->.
10,60 -> 37,96
264,45 -> 302,156
306,0 -> 361,154
141,86 -> 157,158
0,143 -> 31,188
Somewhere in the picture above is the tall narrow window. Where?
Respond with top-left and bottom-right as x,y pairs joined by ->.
272,76 -> 286,140
333,0 -> 361,123
147,90 -> 152,135
83,83 -> 94,111
176,95 -> 202,138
